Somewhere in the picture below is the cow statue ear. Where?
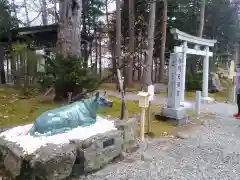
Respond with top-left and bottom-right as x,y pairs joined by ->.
95,92 -> 100,100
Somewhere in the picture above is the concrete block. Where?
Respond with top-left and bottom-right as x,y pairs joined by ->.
115,118 -> 138,152
80,130 -> 123,172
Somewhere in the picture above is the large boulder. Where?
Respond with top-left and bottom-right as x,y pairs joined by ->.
30,143 -> 77,180
0,137 -> 77,180
209,73 -> 222,93
78,130 -> 123,172
0,138 -> 25,179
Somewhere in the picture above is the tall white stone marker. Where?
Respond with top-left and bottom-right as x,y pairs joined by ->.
163,53 -> 187,121
167,53 -> 182,109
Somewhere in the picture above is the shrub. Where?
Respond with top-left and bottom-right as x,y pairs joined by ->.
45,54 -> 100,101
185,72 -> 202,91
19,86 -> 39,99
37,74 -> 55,90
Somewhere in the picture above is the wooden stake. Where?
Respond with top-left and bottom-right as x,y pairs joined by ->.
140,107 -> 146,141
147,101 -> 151,133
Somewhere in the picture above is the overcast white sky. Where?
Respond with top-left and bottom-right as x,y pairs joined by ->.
14,0 -> 116,26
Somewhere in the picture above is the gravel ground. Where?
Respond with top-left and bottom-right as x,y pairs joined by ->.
79,101 -> 240,180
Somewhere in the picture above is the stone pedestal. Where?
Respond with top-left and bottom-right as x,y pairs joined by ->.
180,101 -> 192,109
162,106 -> 188,125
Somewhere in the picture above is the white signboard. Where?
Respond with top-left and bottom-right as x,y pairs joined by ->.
147,85 -> 154,101
167,53 -> 182,109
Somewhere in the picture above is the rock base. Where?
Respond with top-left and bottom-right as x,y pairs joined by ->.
201,96 -> 214,104
0,118 -> 139,180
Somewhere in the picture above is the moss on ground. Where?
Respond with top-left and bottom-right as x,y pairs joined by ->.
0,88 -> 175,137
0,88 -> 57,127
160,91 -> 229,102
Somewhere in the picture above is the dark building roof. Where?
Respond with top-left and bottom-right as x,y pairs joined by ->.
0,24 -> 93,48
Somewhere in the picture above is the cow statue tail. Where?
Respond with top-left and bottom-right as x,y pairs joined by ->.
28,125 -> 35,136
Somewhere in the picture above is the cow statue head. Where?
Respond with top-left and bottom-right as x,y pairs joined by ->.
94,91 -> 113,108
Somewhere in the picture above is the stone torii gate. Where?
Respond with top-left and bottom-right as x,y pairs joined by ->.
170,28 -> 217,104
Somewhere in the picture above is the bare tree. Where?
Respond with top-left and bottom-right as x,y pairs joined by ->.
41,0 -> 48,25
0,45 -> 5,84
11,0 -> 17,18
23,0 -> 30,26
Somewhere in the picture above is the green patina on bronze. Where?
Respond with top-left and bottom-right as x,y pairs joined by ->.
29,92 -> 113,136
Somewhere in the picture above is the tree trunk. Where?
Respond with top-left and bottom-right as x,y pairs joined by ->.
99,35 -> 102,78
198,0 -> 205,37
144,1 -> 156,90
82,0 -> 88,62
0,45 -> 6,84
41,0 -> 48,25
159,0 -> 167,83
116,0 -> 121,68
56,0 -> 82,101
23,0 -> 30,26
57,0 -> 82,57
125,0 -> 135,87
193,0 -> 205,75
116,0 -> 127,120
71,0 -> 82,57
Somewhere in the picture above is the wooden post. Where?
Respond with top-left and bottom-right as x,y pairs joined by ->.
147,85 -> 154,133
140,107 -> 146,141
137,91 -> 149,141
147,101 -> 151,133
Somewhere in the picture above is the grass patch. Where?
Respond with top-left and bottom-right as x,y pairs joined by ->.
99,96 -> 176,137
98,83 -> 138,92
98,96 -> 140,117
0,88 -> 175,137
0,88 -> 58,127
